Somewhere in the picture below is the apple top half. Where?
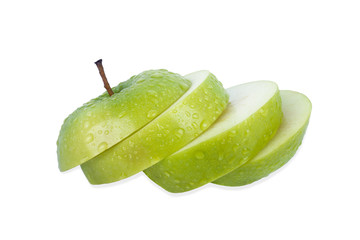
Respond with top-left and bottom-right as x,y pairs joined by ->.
57,69 -> 191,171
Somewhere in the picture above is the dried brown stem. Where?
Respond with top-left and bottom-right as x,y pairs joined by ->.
95,59 -> 114,96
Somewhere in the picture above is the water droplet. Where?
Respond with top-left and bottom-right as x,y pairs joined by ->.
229,129 -> 237,136
85,133 -> 94,143
190,104 -> 195,109
172,109 -> 178,113
200,121 -> 208,130
147,90 -> 158,97
195,151 -> 205,159
84,121 -> 90,129
185,111 -> 191,117
242,147 -> 250,155
192,113 -> 199,119
128,140 -> 134,147
164,172 -> 170,177
147,110 -> 157,118
98,130 -> 103,134
175,128 -> 185,138
104,130 -> 109,135
233,143 -> 240,152
98,142 -> 108,152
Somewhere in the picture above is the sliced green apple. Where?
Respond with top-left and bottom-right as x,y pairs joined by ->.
81,70 -> 229,184
213,90 -> 311,186
144,81 -> 283,193
57,69 -> 191,171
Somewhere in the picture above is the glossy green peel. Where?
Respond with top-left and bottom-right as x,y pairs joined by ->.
57,70 -> 191,171
144,81 -> 283,193
81,70 -> 229,184
213,90 -> 311,186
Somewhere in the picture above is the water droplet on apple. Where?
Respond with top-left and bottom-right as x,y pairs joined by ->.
192,113 -> 199,119
147,90 -> 158,97
164,172 -> 170,177
195,151 -> 205,159
118,112 -> 125,118
175,128 -> 185,138
84,121 -> 90,129
200,121 -> 208,130
104,130 -> 109,135
98,142 -> 108,152
233,143 -> 240,152
85,134 -> 94,143
229,129 -> 237,136
147,110 -> 157,118
242,147 -> 250,155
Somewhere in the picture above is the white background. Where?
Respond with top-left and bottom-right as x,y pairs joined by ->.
1,0 -> 359,239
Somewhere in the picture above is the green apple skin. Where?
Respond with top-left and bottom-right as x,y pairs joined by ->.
81,70 -> 229,184
213,90 -> 311,186
57,70 -> 191,172
144,81 -> 283,193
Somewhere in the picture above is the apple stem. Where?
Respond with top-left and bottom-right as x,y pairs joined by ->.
95,59 -> 114,96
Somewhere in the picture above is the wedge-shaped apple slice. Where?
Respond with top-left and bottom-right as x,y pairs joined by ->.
144,81 -> 282,193
57,70 -> 191,171
81,70 -> 229,184
213,90 -> 311,186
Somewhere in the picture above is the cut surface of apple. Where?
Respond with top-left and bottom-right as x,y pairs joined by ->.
57,70 -> 191,172
144,81 -> 283,193
81,70 -> 229,184
213,90 -> 311,186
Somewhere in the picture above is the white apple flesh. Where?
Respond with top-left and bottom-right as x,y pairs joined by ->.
213,90 -> 312,186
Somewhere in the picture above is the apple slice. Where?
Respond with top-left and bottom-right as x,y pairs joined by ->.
57,69 -> 191,171
144,81 -> 283,193
81,70 -> 229,184
213,90 -> 311,186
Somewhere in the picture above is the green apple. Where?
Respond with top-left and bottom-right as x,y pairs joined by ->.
144,81 -> 283,193
213,90 -> 311,186
57,69 -> 191,171
81,70 -> 229,184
